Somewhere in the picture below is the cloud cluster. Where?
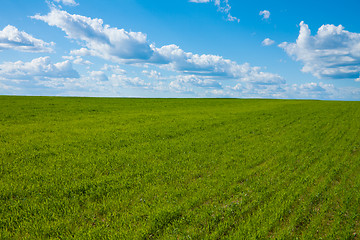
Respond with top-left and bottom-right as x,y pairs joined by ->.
189,0 -> 239,22
259,10 -> 270,20
109,74 -> 151,88
288,82 -> 336,99
155,44 -> 281,81
0,25 -> 54,52
32,7 -> 282,85
280,21 -> 360,81
203,81 -> 360,100
169,74 -> 222,93
62,55 -> 93,65
142,70 -> 161,79
1,55 -> 358,100
232,83 -> 285,98
0,56 -> 79,81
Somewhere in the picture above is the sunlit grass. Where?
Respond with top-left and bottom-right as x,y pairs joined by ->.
1,96 -> 360,239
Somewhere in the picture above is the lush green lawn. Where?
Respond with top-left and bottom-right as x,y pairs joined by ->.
1,96 -> 360,239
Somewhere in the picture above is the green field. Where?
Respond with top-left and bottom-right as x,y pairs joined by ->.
1,96 -> 360,239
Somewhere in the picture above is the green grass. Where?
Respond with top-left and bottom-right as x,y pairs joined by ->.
1,96 -> 360,239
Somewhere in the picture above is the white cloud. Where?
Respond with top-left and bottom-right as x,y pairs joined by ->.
102,64 -> 126,75
142,70 -> 161,79
287,82 -> 338,99
259,10 -> 270,20
169,75 -> 222,92
206,89 -> 226,97
262,38 -> 275,46
0,25 -> 54,52
53,0 -> 78,6
231,82 -> 285,98
155,44 -> 283,84
169,81 -> 193,94
32,7 -> 154,62
205,80 -> 360,100
228,80 -> 357,100
69,48 -> 91,56
109,74 -> 151,88
0,56 -> 79,81
33,7 -> 282,87
73,57 -> 92,65
63,55 -> 92,65
189,0 -> 239,22
279,21 -> 360,81
62,55 -> 74,60
45,72 -> 150,93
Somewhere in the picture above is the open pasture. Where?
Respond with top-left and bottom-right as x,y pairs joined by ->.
1,96 -> 360,239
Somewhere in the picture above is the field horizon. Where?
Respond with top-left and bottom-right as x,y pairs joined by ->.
1,96 -> 360,239
1,95 -> 357,101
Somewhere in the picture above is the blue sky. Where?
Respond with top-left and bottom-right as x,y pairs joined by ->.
1,0 -> 360,100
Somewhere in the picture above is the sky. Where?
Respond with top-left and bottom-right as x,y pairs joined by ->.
0,0 -> 360,100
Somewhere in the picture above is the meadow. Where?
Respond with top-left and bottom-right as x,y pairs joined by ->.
1,96 -> 360,239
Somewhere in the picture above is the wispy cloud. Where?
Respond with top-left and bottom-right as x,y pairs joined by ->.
189,0 -> 239,22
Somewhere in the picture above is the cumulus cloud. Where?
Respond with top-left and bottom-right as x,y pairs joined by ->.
259,10 -> 270,20
53,0 -> 78,6
189,0 -> 239,22
0,56 -> 79,81
32,7 -> 154,62
73,57 -> 92,65
279,21 -> 360,81
155,44 -> 283,83
262,38 -> 275,46
0,25 -> 54,52
33,7 -> 282,86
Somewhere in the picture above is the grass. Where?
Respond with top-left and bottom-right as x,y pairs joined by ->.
1,96 -> 360,239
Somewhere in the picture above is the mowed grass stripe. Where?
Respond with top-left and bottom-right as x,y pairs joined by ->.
1,96 -> 360,239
